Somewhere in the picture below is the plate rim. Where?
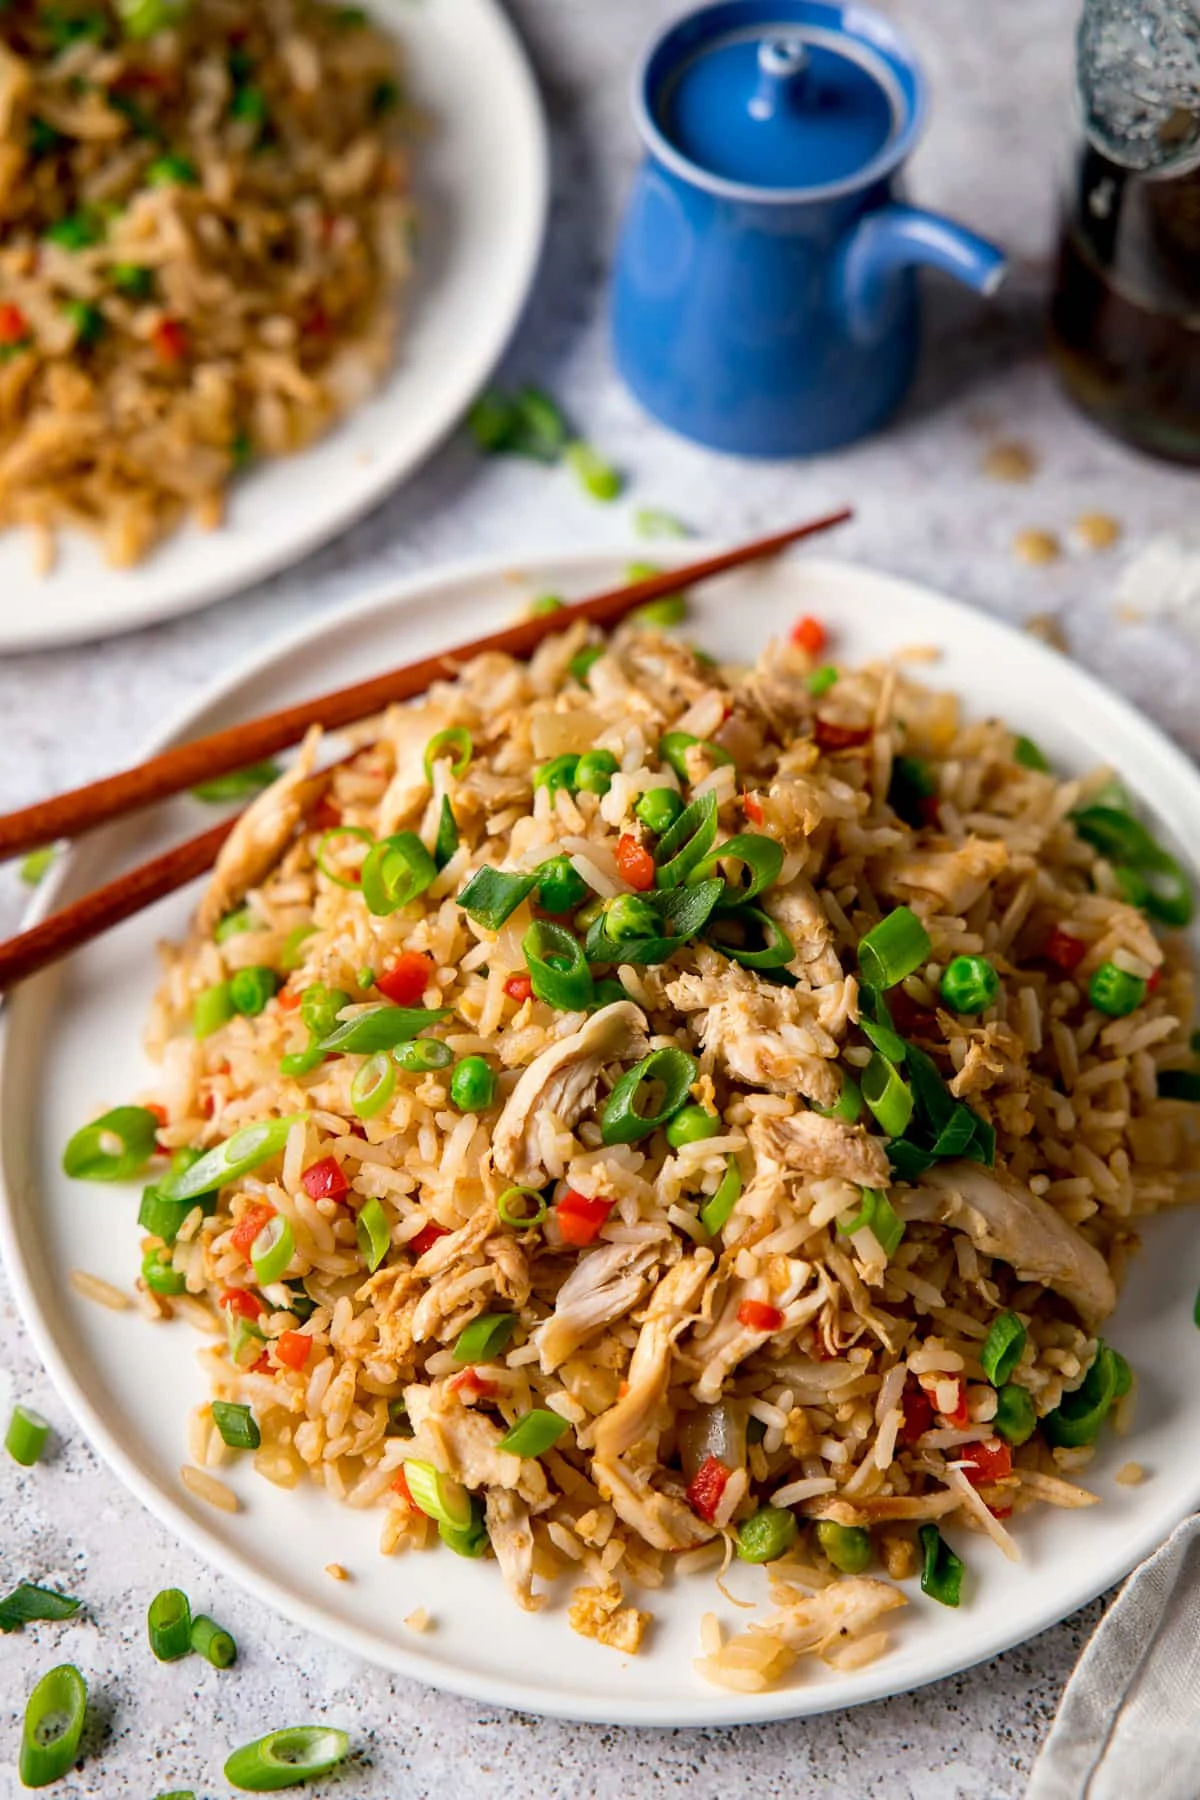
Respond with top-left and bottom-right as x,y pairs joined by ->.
4,543 -> 1200,1725
0,0 -> 550,654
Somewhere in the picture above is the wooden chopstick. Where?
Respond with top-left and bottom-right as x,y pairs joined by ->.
0,510 -> 851,861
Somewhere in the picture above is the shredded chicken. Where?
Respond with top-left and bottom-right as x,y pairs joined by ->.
695,1578 -> 905,1691
493,1002 -> 649,1185
538,1241 -> 662,1373
197,730 -> 322,933
404,1386 -> 547,1507
750,1110 -> 892,1190
485,1489 -> 541,1612
947,1020 -> 1028,1099
764,875 -> 845,987
915,1161 -> 1116,1329
666,961 -> 843,1107
593,1253 -> 713,1463
883,835 -> 1010,913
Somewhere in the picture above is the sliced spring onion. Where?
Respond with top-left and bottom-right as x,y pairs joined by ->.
522,920 -> 594,1011
230,966 -> 280,1017
918,1524 -> 963,1607
226,1314 -> 267,1370
1139,850 -> 1193,927
665,1104 -> 719,1150
191,760 -> 281,803
279,924 -> 317,972
62,1105 -> 159,1181
423,726 -> 473,782
653,789 -> 719,887
569,644 -> 603,684
360,831 -> 437,917
862,1053 -> 914,1137
816,1520 -> 872,1575
457,866 -> 538,929
981,1311 -> 1027,1387
449,1056 -> 495,1111
857,986 -> 908,1066
453,1313 -> 518,1363
139,1183 -> 214,1245
699,1155 -> 743,1236
635,507 -> 689,538
214,904 -> 257,944
633,593 -> 687,629
837,1187 -> 904,1258
6,1404 -> 50,1467
929,1103 -> 981,1159
314,825 -> 374,888
142,1246 -> 186,1296
1071,804 -> 1160,866
689,832 -> 783,904
318,1006 -> 450,1055
566,439 -> 623,501
496,1186 -> 548,1230
394,1037 -> 453,1073
512,386 -> 571,460
403,1460 -> 473,1530
250,1215 -> 295,1286
703,904 -> 795,969
497,1408 -> 570,1458
858,906 -> 932,990
439,1495 -> 490,1558
814,1077 -> 862,1124
147,1587 -> 193,1660
158,1115 -> 304,1202
584,879 -> 723,967
194,981 -> 234,1038
533,753 -> 580,795
468,389 -> 518,451
1014,734 -> 1049,771
735,1505 -> 798,1564
1042,1341 -> 1123,1448
805,665 -> 839,698
601,1046 -> 697,1146
225,1726 -> 349,1792
433,797 -> 459,871
994,1382 -> 1036,1446
19,1662 -> 87,1788
1158,1069 -> 1200,1101
211,1401 -> 261,1451
659,729 -> 733,783
350,1053 -> 396,1120
356,1197 -> 391,1273
0,1584 -> 81,1633
191,1613 -> 237,1669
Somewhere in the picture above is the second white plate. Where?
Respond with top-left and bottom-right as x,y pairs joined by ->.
4,548 -> 1200,1724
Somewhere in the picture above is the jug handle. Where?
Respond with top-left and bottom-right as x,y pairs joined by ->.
837,204 -> 1008,342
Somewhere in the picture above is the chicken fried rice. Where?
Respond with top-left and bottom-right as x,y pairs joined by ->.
65,607 -> 1200,1692
0,0 -> 412,570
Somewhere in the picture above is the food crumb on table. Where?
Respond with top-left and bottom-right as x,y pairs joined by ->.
325,1562 -> 351,1582
1024,611 -> 1070,650
1014,528 -> 1063,566
1073,511 -> 1122,552
982,441 -> 1038,482
403,1607 -> 433,1633
1114,1461 -> 1146,1485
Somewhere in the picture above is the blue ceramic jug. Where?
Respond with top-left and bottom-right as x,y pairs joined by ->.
612,0 -> 1008,457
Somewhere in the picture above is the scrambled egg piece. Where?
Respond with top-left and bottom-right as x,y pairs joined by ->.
568,1583 -> 650,1655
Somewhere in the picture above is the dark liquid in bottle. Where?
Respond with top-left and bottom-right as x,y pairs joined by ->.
1050,148 -> 1200,464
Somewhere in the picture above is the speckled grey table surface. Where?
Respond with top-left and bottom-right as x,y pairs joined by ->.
3,1 -> 1199,1795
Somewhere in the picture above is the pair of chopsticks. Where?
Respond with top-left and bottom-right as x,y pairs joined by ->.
0,509 -> 851,993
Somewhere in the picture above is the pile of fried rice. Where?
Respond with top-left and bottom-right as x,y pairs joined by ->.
128,610 -> 1200,1692
0,0 -> 412,570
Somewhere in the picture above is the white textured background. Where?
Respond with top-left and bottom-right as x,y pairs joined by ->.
3,0 -> 1199,1794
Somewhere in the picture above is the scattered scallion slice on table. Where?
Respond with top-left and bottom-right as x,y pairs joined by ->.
19,1662 -> 87,1788
0,1584 -> 81,1633
225,1726 -> 349,1793
147,1587 -> 193,1661
6,1403 -> 51,1467
565,439 -> 623,501
192,1613 -> 237,1669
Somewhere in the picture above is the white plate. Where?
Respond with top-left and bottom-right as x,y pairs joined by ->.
0,0 -> 547,652
4,549 -> 1200,1726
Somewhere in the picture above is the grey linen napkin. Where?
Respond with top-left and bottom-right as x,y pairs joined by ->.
1026,1513 -> 1200,1800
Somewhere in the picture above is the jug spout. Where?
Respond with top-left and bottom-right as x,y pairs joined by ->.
838,204 -> 1007,342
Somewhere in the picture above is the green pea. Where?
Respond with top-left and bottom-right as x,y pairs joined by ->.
1089,961 -> 1146,1018
213,905 -> 256,944
535,855 -> 589,915
603,895 -> 660,941
569,645 -> 603,684
665,1104 -> 719,1150
634,787 -> 684,834
736,1505 -> 798,1564
229,966 -> 280,1017
300,985 -> 351,1040
533,755 -> 579,796
939,954 -> 1000,1015
193,982 -> 234,1039
528,593 -> 564,616
816,1520 -> 872,1574
450,1056 -> 495,1112
575,749 -> 620,796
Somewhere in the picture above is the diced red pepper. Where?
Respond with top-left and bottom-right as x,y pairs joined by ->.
301,301 -> 330,339
409,1221 -> 449,1258
814,716 -> 872,752
146,1101 -> 170,1153
230,1202 -> 275,1260
151,317 -> 188,364
376,951 -> 433,1007
737,1298 -> 785,1334
275,1329 -> 312,1371
742,792 -> 764,827
312,795 -> 342,831
448,1367 -> 497,1401
960,1437 -> 1013,1487
1044,926 -> 1086,973
218,1287 -> 263,1318
919,794 -> 941,828
616,833 -> 655,892
1147,966 -> 1162,996
301,1156 -> 348,1203
686,1454 -> 731,1523
250,1350 -> 272,1374
504,973 -> 533,1003
277,986 -> 303,1011
390,1466 -> 412,1503
556,1189 -> 614,1248
899,1379 -> 935,1445
0,303 -> 29,347
989,1504 -> 1014,1520
790,614 -> 827,655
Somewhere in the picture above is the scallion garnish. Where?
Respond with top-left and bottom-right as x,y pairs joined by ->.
457,866 -> 538,929
633,593 -> 687,629
0,1583 -> 81,1633
19,1663 -> 87,1789
805,665 -> 839,698
814,1077 -> 863,1124
423,726 -> 473,782
158,1115 -> 304,1202
194,981 -> 234,1038
699,1155 -> 743,1236
314,824 -> 374,889
214,904 -> 257,944
191,1613 -> 237,1668
496,1408 -> 570,1458
981,1311 -> 1027,1387
569,644 -> 603,684
191,761 -> 281,803
658,729 -> 733,783
230,966 -> 280,1017
601,1046 -> 697,1146
5,1404 -> 51,1467
887,754 -> 938,827
861,1053 -> 914,1137
142,1246 -> 186,1295
62,1105 -> 159,1182
837,1187 -> 905,1257
356,1197 -> 391,1272
918,1524 -> 963,1607
19,845 -> 55,886
566,440 -> 623,501
453,1313 -> 518,1362
858,906 -> 932,989
634,507 -> 689,539
394,1037 -> 454,1073
496,1186 -> 548,1230
994,1382 -> 1036,1445
279,924 -> 317,972
350,1052 -> 396,1119
250,1215 -> 295,1286
1014,734 -> 1049,771
403,1460 -> 473,1530
318,1006 -> 450,1056
433,797 -> 459,871
439,1494 -> 490,1557
147,1588 -> 193,1661
139,1183 -> 213,1245
653,790 -> 719,888
689,832 -> 782,904
522,920 -> 594,1011
1042,1341 -> 1125,1448
1159,1069 -> 1200,1102
703,904 -> 795,969
225,1727 -> 349,1792
211,1402 -> 260,1451
857,986 -> 908,1065
360,831 -> 437,917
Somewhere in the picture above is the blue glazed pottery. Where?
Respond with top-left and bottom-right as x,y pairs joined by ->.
612,0 -> 1008,457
